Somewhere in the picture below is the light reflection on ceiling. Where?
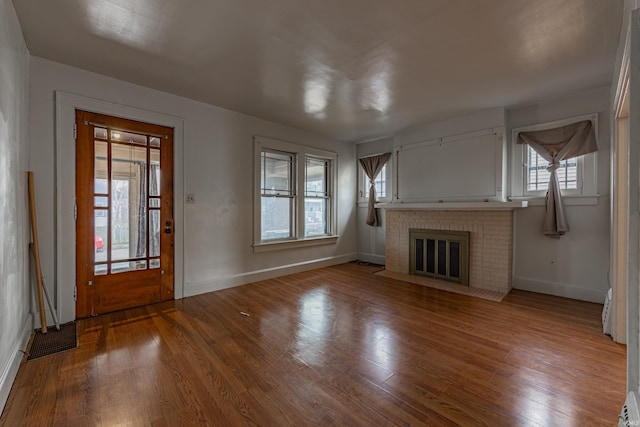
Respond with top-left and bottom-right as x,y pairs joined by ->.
303,67 -> 333,118
82,0 -> 165,53
13,0 -> 623,142
360,61 -> 393,115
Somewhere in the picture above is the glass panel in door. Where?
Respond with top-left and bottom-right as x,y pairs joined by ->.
92,127 -> 160,276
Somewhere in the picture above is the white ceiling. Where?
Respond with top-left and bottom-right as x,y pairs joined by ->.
13,0 -> 623,142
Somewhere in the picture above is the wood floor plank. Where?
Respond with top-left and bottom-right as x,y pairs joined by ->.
0,262 -> 626,426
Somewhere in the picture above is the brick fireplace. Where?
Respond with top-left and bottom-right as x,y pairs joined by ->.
385,208 -> 516,294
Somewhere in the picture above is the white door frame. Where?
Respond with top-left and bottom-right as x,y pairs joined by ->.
611,18 -> 630,344
611,106 -> 629,345
626,8 -> 640,394
55,92 -> 185,324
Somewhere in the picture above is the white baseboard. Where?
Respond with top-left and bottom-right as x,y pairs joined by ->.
184,253 -> 358,297
0,313 -> 33,414
356,252 -> 386,266
513,276 -> 606,303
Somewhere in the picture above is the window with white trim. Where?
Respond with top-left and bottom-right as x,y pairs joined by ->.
511,114 -> 598,200
255,136 -> 337,249
304,157 -> 331,237
359,163 -> 389,201
260,149 -> 294,241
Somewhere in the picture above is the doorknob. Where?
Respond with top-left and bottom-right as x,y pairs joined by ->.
164,219 -> 173,234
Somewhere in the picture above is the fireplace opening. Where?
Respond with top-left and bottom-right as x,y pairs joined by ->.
409,229 -> 469,285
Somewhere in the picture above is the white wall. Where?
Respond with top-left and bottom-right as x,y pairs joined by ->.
394,107 -> 506,145
29,56 -> 357,323
0,0 -> 32,413
355,91 -> 611,303
509,86 -> 611,303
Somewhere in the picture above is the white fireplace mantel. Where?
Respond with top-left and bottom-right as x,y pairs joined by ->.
376,201 -> 528,211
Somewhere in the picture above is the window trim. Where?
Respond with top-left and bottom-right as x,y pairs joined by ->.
254,136 -> 338,251
511,113 -> 598,201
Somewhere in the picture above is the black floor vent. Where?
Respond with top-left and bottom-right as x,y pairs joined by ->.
27,322 -> 77,360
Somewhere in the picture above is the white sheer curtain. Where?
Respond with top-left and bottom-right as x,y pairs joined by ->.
149,164 -> 160,257
517,120 -> 597,238
135,162 -> 147,257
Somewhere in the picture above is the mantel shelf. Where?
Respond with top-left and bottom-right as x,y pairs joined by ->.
376,201 -> 528,211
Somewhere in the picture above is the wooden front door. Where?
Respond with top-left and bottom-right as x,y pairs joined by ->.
75,110 -> 174,318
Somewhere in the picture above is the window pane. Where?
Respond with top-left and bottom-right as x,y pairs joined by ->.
150,149 -> 160,196
364,164 -> 386,199
95,196 -> 108,207
376,164 -> 386,198
111,145 -> 148,261
149,209 -> 160,257
94,127 -> 108,140
557,159 -> 578,189
95,264 -> 107,276
527,146 -> 577,191
94,209 -> 108,263
305,157 -> 329,237
111,260 -> 147,274
262,151 -> 292,195
261,196 -> 292,240
111,130 -> 147,146
305,158 -> 327,197
111,179 -> 132,260
261,149 -> 294,241
305,198 -> 327,237
95,140 -> 108,194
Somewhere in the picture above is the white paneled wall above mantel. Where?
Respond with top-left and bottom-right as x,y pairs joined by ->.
393,127 -> 507,203
392,108 -> 507,204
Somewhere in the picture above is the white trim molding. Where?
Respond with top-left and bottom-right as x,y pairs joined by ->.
513,276 -> 606,303
0,314 -> 32,412
55,92 -> 185,324
377,201 -> 527,211
356,252 -> 386,266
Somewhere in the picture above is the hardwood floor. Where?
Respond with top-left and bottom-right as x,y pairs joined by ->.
0,263 -> 626,426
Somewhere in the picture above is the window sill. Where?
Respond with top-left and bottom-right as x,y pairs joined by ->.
253,235 -> 339,253
509,195 -> 600,206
